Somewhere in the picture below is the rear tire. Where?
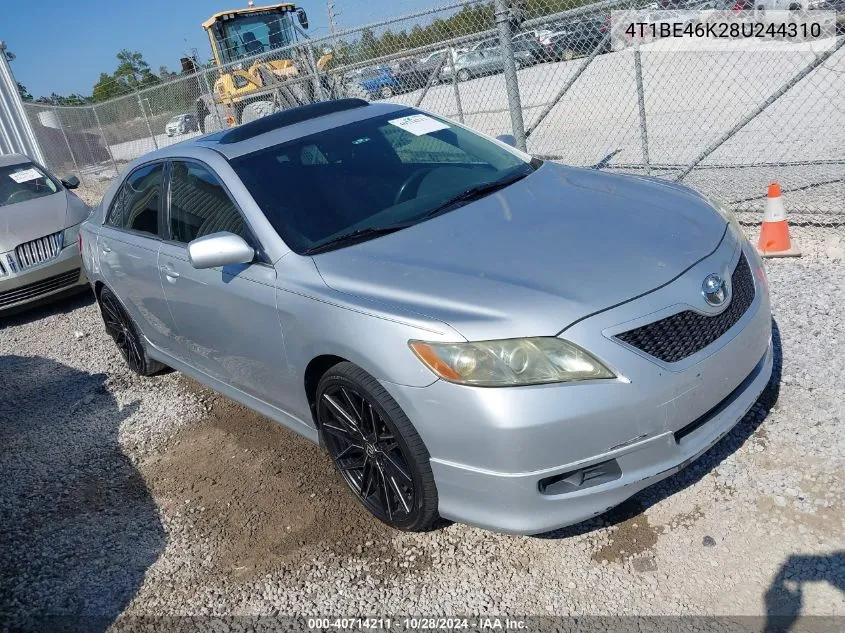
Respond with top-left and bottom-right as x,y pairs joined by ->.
240,100 -> 277,124
379,86 -> 394,99
98,287 -> 166,376
317,362 -> 439,532
457,69 -> 470,82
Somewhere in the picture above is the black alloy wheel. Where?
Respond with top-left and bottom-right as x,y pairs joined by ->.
317,362 -> 439,531
99,287 -> 164,376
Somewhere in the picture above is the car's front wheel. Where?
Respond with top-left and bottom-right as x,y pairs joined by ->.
317,362 -> 439,531
99,287 -> 166,376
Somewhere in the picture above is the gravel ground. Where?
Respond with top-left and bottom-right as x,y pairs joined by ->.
1,209 -> 843,628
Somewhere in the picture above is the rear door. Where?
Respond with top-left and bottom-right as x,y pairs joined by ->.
157,159 -> 287,405
98,162 -> 177,353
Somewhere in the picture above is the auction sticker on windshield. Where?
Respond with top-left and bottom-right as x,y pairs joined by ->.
9,168 -> 44,183
389,114 -> 449,136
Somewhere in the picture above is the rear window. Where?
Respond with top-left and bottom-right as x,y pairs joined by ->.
0,162 -> 60,207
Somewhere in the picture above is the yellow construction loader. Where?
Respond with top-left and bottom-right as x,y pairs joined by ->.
196,2 -> 336,132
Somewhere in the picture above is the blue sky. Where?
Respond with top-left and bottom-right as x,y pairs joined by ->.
4,0 -> 427,99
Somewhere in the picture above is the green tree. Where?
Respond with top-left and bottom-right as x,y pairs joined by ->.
17,82 -> 33,101
92,72 -> 128,102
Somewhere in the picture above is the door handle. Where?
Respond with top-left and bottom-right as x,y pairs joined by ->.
101,244 -> 111,253
160,265 -> 180,279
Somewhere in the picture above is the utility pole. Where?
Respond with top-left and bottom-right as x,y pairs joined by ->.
326,2 -> 341,49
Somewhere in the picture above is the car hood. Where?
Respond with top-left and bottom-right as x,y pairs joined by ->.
313,162 -> 727,341
0,191 -> 87,252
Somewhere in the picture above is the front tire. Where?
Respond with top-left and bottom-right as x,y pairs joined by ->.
379,85 -> 394,99
457,69 -> 470,82
317,362 -> 439,531
99,287 -> 166,376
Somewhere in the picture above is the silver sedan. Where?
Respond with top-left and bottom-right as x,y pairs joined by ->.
80,100 -> 772,534
0,154 -> 90,313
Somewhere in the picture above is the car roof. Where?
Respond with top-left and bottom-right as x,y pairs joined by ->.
136,100 -> 411,164
0,153 -> 32,168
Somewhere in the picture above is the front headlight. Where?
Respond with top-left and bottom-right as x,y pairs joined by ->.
706,196 -> 743,238
62,223 -> 81,248
409,337 -> 615,387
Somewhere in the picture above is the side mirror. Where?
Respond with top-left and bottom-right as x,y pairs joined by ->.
296,8 -> 309,28
62,175 -> 80,189
187,232 -> 254,269
496,134 -> 517,148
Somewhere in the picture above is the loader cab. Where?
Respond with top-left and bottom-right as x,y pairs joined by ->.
204,3 -> 309,66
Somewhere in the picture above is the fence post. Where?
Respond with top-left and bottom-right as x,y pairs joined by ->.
414,53 -> 448,108
448,48 -> 464,123
53,107 -> 79,177
633,43 -> 651,176
136,92 -> 158,150
304,45 -> 326,102
494,0 -> 526,151
91,104 -> 118,174
200,69 -> 224,129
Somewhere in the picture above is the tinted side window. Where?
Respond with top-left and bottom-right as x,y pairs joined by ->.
108,163 -> 164,235
168,161 -> 247,244
105,185 -> 127,228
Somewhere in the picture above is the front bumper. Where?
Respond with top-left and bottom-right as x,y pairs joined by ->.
382,239 -> 774,534
0,246 -> 88,312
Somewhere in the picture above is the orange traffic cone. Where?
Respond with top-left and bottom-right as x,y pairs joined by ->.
757,183 -> 801,258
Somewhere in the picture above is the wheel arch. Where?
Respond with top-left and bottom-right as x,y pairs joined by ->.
304,354 -> 348,424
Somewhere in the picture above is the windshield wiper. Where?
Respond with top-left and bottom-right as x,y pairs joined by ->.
304,224 -> 411,255
303,169 -> 531,255
417,169 -> 531,222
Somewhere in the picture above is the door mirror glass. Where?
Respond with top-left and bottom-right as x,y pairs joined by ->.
62,175 -> 80,189
187,232 -> 254,269
496,134 -> 517,148
296,8 -> 309,28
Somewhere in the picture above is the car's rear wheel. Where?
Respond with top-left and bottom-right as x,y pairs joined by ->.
379,86 -> 394,99
317,362 -> 439,531
99,287 -> 165,376
457,69 -> 470,82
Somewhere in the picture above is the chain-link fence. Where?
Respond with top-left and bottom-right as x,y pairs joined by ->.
22,0 -> 845,221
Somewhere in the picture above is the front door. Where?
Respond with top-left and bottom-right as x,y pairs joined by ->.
157,159 -> 287,406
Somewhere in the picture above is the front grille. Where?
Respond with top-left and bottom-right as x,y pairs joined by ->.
0,269 -> 80,309
616,253 -> 755,363
14,232 -> 63,270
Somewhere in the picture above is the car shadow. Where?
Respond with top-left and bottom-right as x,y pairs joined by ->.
535,318 -> 783,540
763,551 -> 845,633
0,288 -> 94,328
0,355 -> 165,632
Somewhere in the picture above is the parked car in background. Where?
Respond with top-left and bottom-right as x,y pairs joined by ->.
441,46 -> 535,82
546,17 -> 611,61
81,99 -> 772,535
358,66 -> 408,99
165,114 -> 200,137
0,154 -> 89,313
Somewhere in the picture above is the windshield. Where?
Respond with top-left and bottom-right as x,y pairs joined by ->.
216,10 -> 296,64
230,108 -> 535,254
0,162 -> 60,207
168,116 -> 184,124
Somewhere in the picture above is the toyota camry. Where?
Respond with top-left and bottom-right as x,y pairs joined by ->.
80,99 -> 772,534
